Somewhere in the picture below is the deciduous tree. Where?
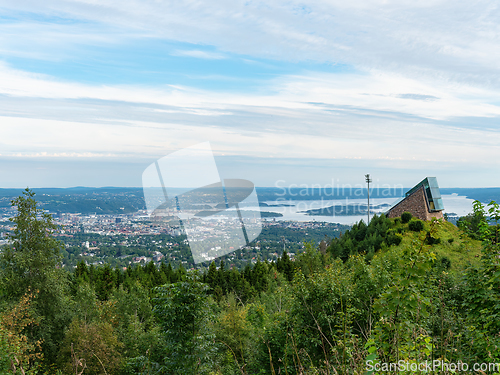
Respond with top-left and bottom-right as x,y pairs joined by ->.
0,188 -> 69,364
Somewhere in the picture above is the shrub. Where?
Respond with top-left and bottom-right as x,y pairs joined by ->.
386,233 -> 403,246
401,212 -> 413,223
439,256 -> 451,270
426,233 -> 441,245
448,238 -> 454,244
408,219 -> 424,232
394,217 -> 401,225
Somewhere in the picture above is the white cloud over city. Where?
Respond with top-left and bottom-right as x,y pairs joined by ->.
0,0 -> 499,187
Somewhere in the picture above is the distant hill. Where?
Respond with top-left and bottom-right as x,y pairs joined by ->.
0,187 -> 499,215
0,187 -> 145,214
440,187 -> 500,203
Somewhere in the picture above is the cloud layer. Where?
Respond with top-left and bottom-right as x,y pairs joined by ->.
0,1 -> 499,187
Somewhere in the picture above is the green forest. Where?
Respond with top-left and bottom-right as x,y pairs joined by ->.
2,189 -> 500,374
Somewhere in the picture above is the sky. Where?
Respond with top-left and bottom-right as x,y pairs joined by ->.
0,1 -> 499,189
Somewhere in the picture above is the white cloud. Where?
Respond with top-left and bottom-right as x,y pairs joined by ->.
1,61 -> 499,121
0,60 -> 499,176
0,18 -> 123,61
1,1 -> 500,186
8,152 -> 119,158
3,1 -> 500,87
171,50 -> 226,59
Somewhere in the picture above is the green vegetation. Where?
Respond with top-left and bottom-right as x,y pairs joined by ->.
408,218 -> 424,232
2,190 -> 500,374
401,211 -> 412,223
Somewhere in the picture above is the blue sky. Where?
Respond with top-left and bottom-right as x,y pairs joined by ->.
0,1 -> 500,188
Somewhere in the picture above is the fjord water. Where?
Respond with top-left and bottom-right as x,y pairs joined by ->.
245,194 -> 476,225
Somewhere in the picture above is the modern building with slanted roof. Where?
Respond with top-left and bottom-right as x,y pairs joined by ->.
386,177 -> 444,221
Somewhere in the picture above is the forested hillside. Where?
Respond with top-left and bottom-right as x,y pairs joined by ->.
1,190 -> 500,374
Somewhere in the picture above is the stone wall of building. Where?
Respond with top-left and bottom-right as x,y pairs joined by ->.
386,186 -> 444,221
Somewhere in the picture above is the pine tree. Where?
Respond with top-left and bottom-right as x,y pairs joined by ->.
206,261 -> 218,290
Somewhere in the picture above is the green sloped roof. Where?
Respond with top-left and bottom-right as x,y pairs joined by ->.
405,177 -> 444,211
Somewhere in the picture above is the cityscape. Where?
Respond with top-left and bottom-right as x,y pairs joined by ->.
1,1 -> 500,373
1,200 -> 348,269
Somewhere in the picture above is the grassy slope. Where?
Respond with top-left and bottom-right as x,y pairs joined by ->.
388,219 -> 483,272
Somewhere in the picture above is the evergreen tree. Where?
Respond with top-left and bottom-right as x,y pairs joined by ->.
216,260 -> 227,293
95,263 -> 116,301
277,250 -> 294,281
206,261 -> 218,290
166,262 -> 175,283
